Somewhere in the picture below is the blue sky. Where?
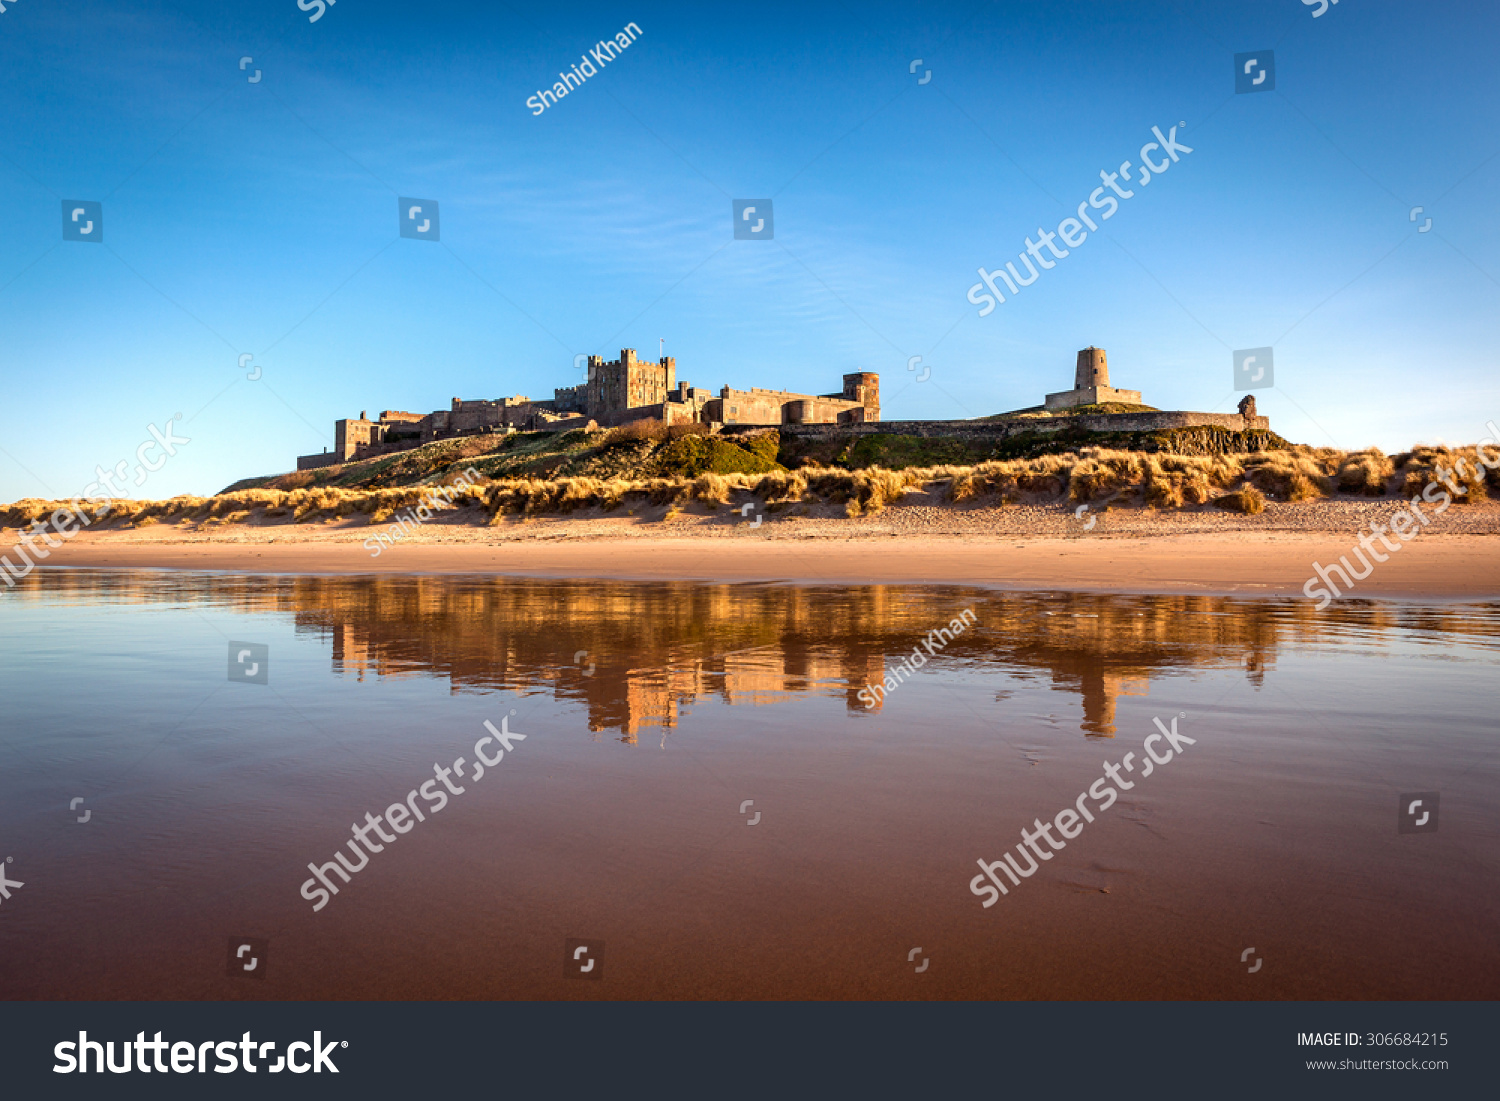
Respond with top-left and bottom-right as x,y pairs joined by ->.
0,0 -> 1496,500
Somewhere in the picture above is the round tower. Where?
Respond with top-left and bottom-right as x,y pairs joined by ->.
1075,347 -> 1108,390
842,372 -> 880,421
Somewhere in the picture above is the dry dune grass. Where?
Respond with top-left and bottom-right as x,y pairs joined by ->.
1394,445 -> 1495,504
3,444 -> 1496,531
1212,486 -> 1267,514
1337,448 -> 1395,496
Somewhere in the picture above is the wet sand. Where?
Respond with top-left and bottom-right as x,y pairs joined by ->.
3,573 -> 1497,1000
30,526 -> 1500,599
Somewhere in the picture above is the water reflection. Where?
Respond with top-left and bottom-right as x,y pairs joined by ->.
15,570 -> 1500,740
6,569 -> 1500,1002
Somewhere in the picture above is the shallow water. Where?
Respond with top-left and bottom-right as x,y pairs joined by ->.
0,570 -> 1496,1000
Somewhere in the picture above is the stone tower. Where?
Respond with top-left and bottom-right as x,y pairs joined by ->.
585,348 -> 675,418
842,372 -> 880,422
1045,346 -> 1142,411
1075,347 -> 1108,390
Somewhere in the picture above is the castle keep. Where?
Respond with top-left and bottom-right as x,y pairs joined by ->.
299,350 -> 879,470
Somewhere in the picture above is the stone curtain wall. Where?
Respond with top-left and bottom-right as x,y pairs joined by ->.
295,451 -> 343,471
780,410 -> 1270,442
715,387 -> 867,426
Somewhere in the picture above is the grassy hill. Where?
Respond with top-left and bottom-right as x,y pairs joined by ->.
777,423 -> 1295,470
222,423 -> 787,495
225,418 -> 1299,496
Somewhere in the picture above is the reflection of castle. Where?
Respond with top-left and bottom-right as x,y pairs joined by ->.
16,572 -> 1424,740
1046,658 -> 1150,737
300,578 -> 1295,740
575,647 -> 883,743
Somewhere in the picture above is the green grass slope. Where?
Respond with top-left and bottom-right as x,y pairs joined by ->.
219,424 -> 784,495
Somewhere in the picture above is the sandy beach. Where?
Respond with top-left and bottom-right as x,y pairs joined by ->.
20,497 -> 1500,599
9,568 -> 1500,1003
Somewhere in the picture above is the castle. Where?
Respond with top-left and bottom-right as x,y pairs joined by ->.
1044,347 -> 1143,410
298,350 -> 879,470
295,345 -> 1271,472
771,345 -> 1269,445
